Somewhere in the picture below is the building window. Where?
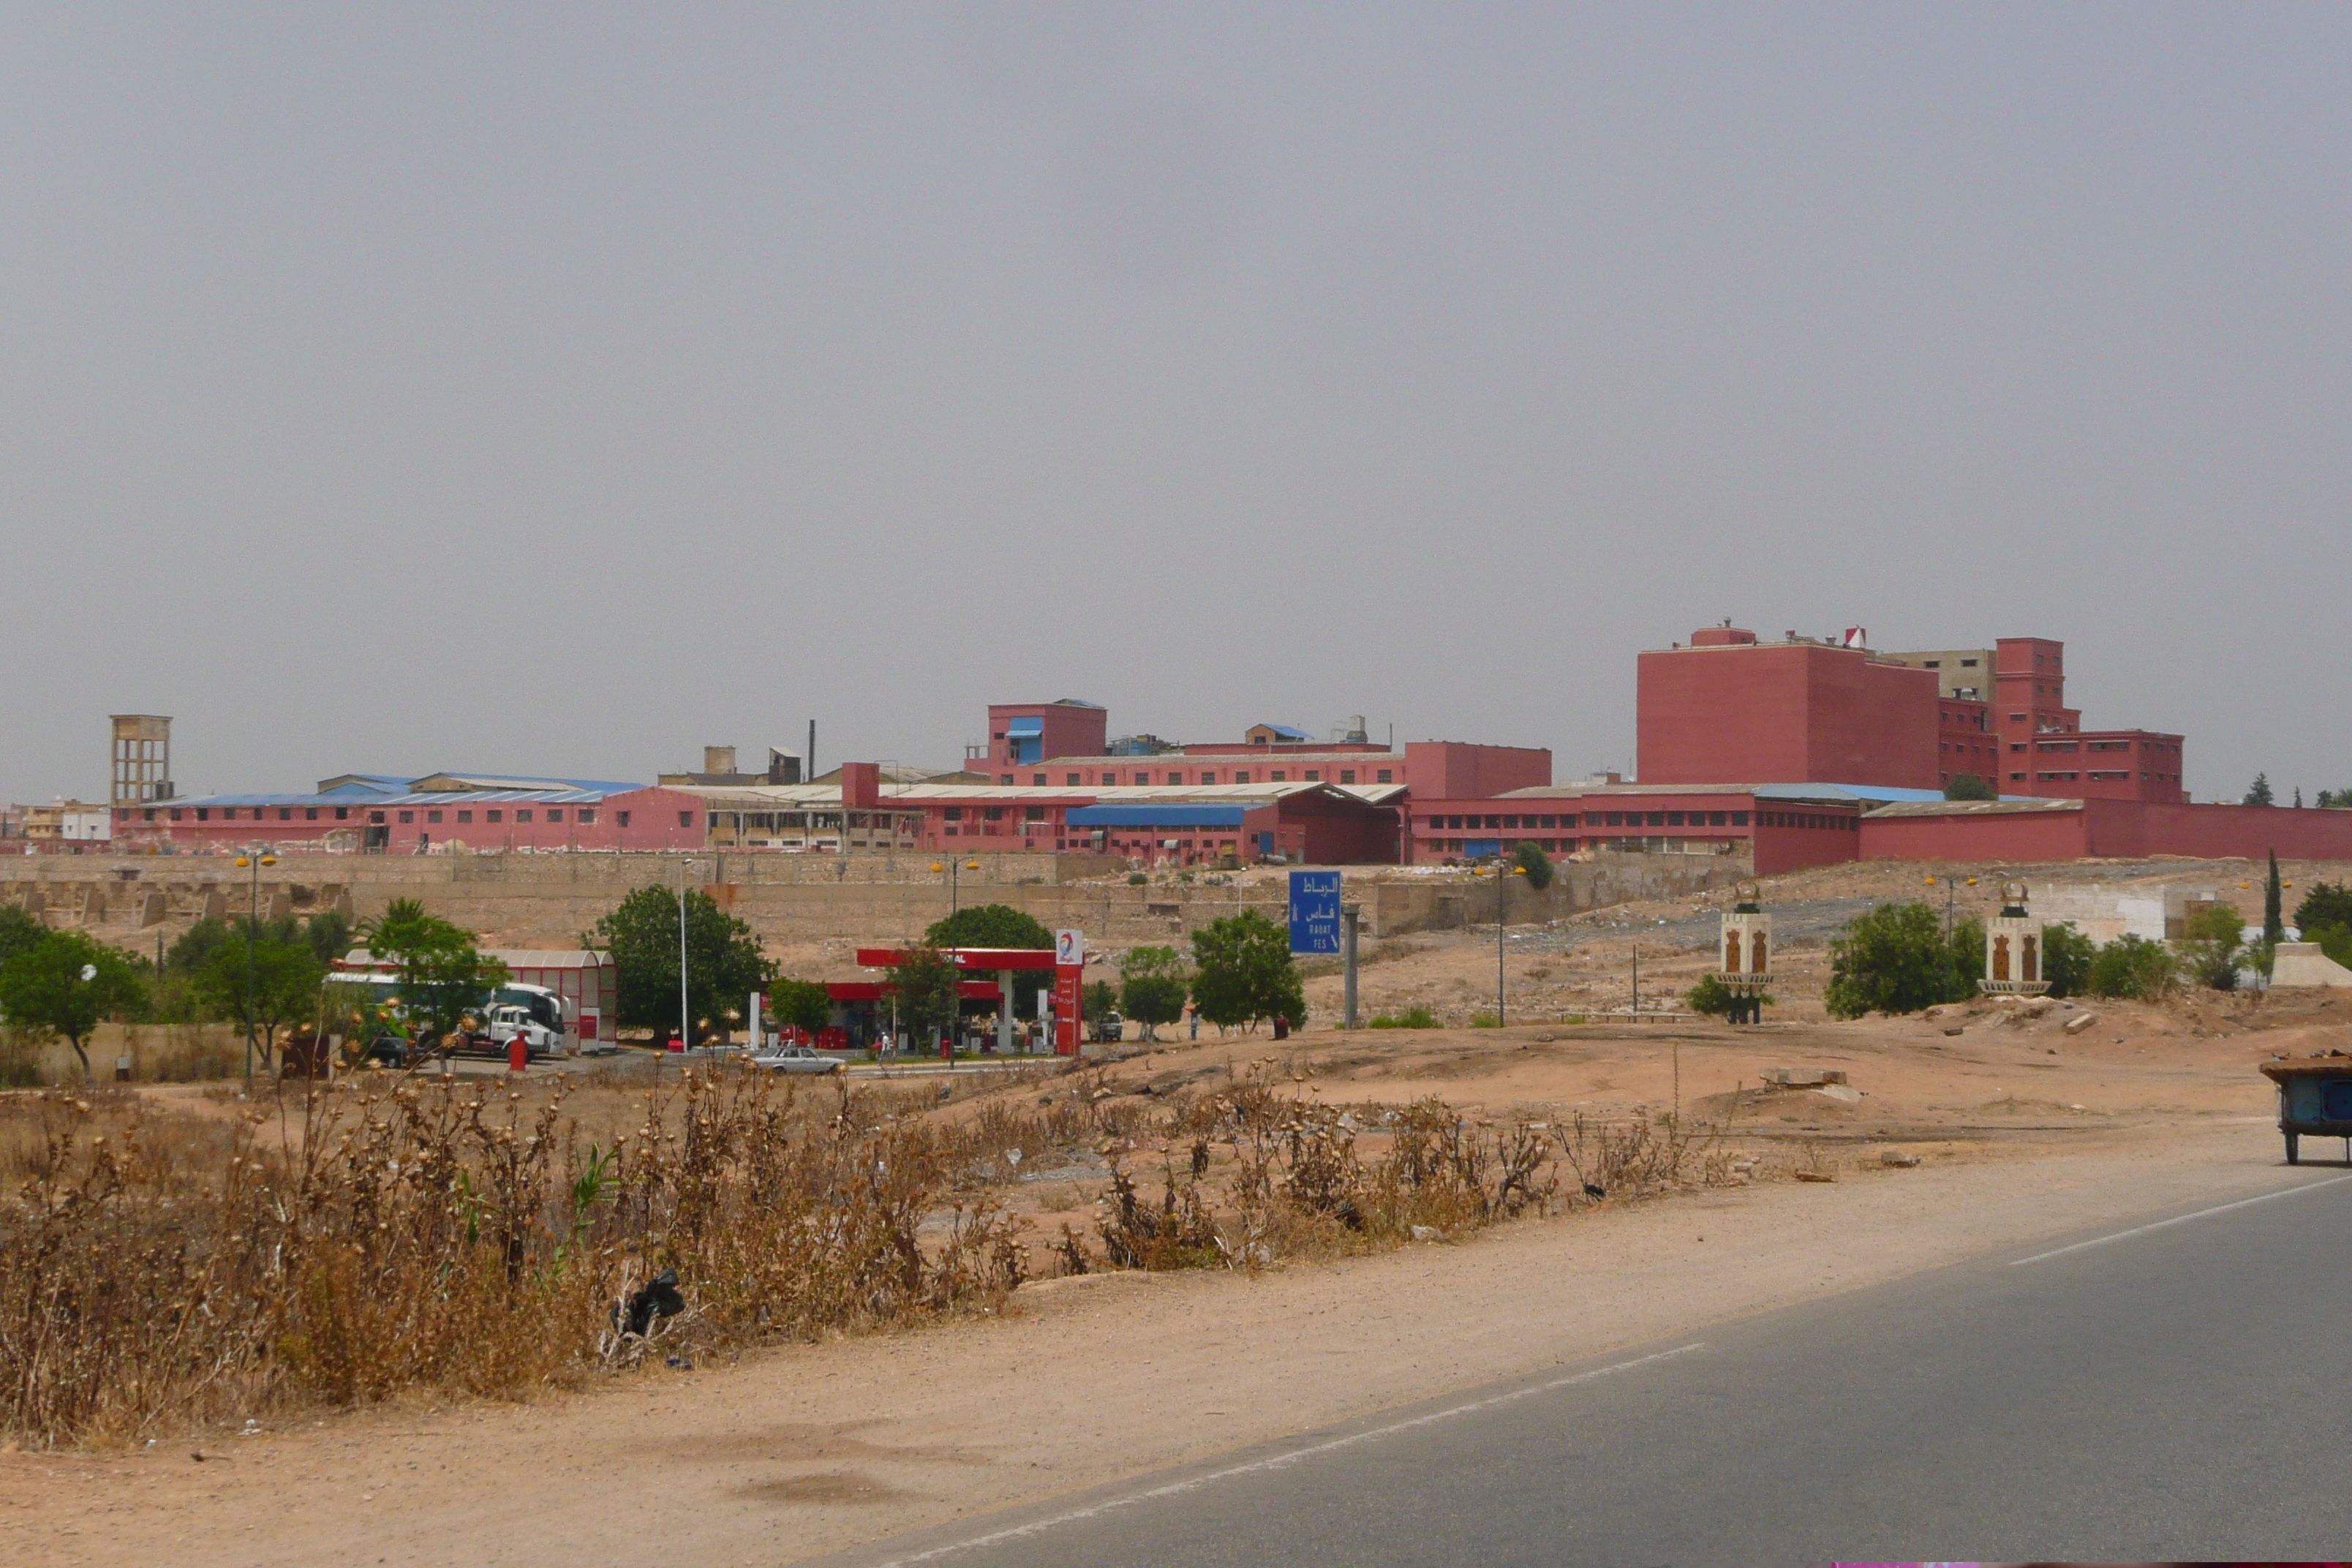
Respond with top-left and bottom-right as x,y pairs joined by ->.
1305,770 -> 1320,782
1025,806 -> 1045,821
984,807 -> 1005,821
1200,771 -> 1217,785
547,809 -> 562,822
399,811 -> 415,823
144,810 -> 157,822
276,807 -> 290,821
457,810 -> 472,823
944,806 -> 963,821
1234,771 -> 1250,784
304,807 -> 318,821
676,811 -> 693,827
1666,812 -> 1686,826
1340,770 -> 1356,784
1271,772 -> 1286,782
1067,773 -> 1082,786
427,810 -> 442,823
508,809 -> 529,822
616,811 -> 629,827
192,808 -> 207,821
487,810 -> 503,823
1033,774 -> 1047,786
335,807 -> 349,821
578,809 -> 595,825
1730,812 -> 1749,826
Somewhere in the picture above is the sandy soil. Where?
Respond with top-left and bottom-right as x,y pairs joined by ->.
7,974 -> 2347,1567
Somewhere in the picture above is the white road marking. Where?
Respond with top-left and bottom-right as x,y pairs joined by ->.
870,1342 -> 1709,1565
2010,1172 -> 2352,1267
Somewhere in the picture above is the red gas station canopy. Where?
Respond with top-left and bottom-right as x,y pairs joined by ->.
853,947 -> 1060,971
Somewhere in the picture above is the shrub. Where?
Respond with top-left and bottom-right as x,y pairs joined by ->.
2176,902 -> 2244,991
2040,923 -> 2096,999
2295,881 -> 2352,935
1825,902 -> 1964,1019
1943,773 -> 1997,801
1512,842 -> 1554,891
1126,872 -> 1149,886
1367,1006 -> 1439,1029
2086,934 -> 2176,1000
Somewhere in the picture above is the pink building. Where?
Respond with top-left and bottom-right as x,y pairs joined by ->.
113,772 -> 710,853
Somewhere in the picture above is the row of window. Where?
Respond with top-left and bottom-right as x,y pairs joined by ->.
1424,809 -> 1761,832
375,807 -> 600,826
1003,766 -> 1396,788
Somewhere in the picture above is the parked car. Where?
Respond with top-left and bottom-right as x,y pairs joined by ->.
1090,1011 -> 1125,1044
752,1043 -> 843,1075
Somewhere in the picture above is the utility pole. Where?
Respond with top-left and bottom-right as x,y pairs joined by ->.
1496,867 -> 1507,1028
1342,905 -> 1361,1029
1630,944 -> 1639,1019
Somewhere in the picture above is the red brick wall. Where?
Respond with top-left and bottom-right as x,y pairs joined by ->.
1399,742 -> 1552,797
1638,644 -> 1938,788
1858,807 -> 2095,864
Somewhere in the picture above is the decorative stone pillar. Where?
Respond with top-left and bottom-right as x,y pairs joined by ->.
1718,881 -> 1771,1024
1980,880 -> 2051,997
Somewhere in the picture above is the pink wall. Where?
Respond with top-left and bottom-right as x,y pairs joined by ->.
1401,742 -> 1552,797
121,786 -> 709,854
1639,643 -> 1938,789
1858,807 -> 2094,865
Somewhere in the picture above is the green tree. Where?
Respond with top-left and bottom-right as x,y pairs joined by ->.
1084,979 -> 1118,1022
2041,923 -> 2096,999
304,908 -> 354,967
2295,881 -> 2352,935
1118,946 -> 1191,1041
2087,934 -> 2176,1000
2244,773 -> 2274,807
585,886 -> 774,1036
2176,902 -> 2244,991
2264,851 -> 2285,948
1943,773 -> 1997,802
0,905 -> 45,971
887,946 -> 962,1051
166,914 -> 235,976
1824,902 -> 1960,1019
766,977 -> 833,1036
1189,911 -> 1305,1033
0,931 -> 143,1081
1686,973 -> 1745,1018
192,927 -> 326,1072
2313,924 -> 2352,970
1512,841 -> 1554,891
382,918 -> 510,1049
924,904 -> 1054,1014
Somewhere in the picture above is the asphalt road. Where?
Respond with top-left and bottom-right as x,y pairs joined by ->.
835,1169 -> 2352,1567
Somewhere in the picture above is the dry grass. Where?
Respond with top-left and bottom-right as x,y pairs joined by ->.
0,1055 -> 1750,1450
0,1068 -> 1024,1449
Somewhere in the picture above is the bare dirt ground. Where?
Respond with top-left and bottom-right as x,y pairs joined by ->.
6,964 -> 2346,1567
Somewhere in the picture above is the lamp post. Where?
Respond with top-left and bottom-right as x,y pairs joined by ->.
233,851 -> 277,1084
678,856 -> 707,1050
930,857 -> 981,916
1486,857 -> 1528,1027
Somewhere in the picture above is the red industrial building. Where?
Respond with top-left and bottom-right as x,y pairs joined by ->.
1639,627 -> 2182,802
1405,783 -> 1866,876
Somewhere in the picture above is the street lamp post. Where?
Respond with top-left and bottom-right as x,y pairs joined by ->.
233,851 -> 277,1084
678,856 -> 707,1050
930,858 -> 980,916
1488,858 -> 1527,1028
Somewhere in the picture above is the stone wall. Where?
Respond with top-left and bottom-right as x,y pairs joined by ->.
0,848 -> 1749,952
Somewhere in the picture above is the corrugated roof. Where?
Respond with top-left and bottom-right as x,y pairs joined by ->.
1863,798 -> 2084,818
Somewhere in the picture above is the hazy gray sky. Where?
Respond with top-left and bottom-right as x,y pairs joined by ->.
4,4 -> 2345,804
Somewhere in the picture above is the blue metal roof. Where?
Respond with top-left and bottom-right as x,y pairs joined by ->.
1259,723 -> 1312,741
1066,804 -> 1249,828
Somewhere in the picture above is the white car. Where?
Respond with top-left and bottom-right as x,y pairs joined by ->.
752,1043 -> 843,1075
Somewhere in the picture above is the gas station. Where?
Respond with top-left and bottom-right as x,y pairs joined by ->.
845,932 -> 1088,1055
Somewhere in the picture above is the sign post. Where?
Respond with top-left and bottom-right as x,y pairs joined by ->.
1288,870 -> 1343,956
1053,929 -> 1085,1055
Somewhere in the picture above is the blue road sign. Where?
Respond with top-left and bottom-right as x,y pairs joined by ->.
1289,870 -> 1343,955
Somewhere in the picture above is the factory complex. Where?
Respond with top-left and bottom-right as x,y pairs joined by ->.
50,626 -> 2352,873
